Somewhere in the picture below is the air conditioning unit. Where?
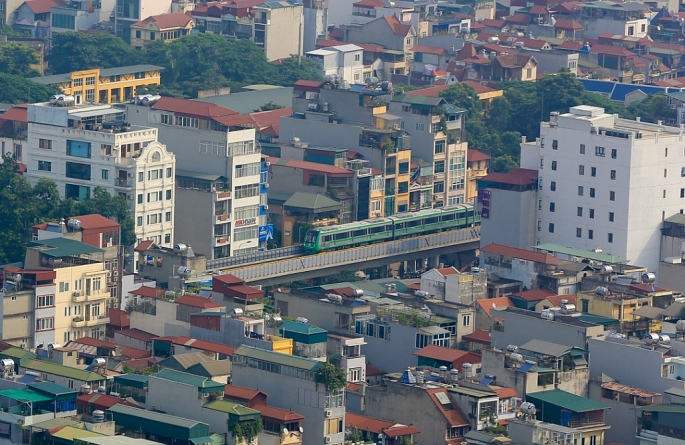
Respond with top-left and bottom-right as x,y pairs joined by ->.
263,205 -> 269,210
106,271 -> 112,278
128,173 -> 133,178
264,183 -> 270,188
325,437 -> 332,444
128,195 -> 133,200
265,161 -> 271,167
324,409 -> 332,417
73,291 -> 81,297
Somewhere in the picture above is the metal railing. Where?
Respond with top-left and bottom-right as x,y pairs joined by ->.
207,245 -> 304,270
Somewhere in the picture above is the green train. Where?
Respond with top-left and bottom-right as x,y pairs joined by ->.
303,204 -> 480,253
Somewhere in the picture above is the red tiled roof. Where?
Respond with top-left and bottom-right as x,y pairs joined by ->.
248,107 -> 291,135
408,282 -> 421,290
412,44 -> 447,55
267,157 -> 354,176
384,15 -> 412,36
152,97 -> 240,120
528,4 -> 548,14
476,297 -> 514,318
120,357 -> 157,370
0,104 -> 28,123
25,0 -> 65,14
492,387 -> 518,398
294,79 -> 324,89
481,243 -> 563,265
254,404 -> 305,422
495,53 -> 536,68
347,382 -> 361,392
511,288 -> 556,302
156,336 -> 237,356
413,345 -> 481,364
77,393 -> 139,410
120,346 -> 151,359
134,240 -> 155,252
224,384 -> 268,400
353,0 -> 384,7
328,28 -> 344,40
116,329 -> 157,342
590,44 -> 637,57
427,388 -> 470,426
316,39 -> 347,48
436,267 -> 459,276
505,14 -> 530,25
358,43 -> 386,53
549,2 -> 579,13
108,309 -> 130,328
71,337 -> 116,348
557,40 -> 583,51
406,84 -> 450,98
221,284 -> 264,300
468,149 -> 491,162
479,43 -> 512,54
479,167 -> 537,185
480,19 -> 505,28
462,329 -> 492,345
515,37 -> 548,50
176,294 -> 223,309
464,81 -> 498,95
554,18 -> 583,30
213,274 -> 245,285
346,412 -> 419,436
132,12 -> 194,29
544,294 -> 577,307
366,364 -> 385,376
129,286 -> 165,299
629,283 -> 670,294
470,19 -> 486,30
67,214 -> 119,230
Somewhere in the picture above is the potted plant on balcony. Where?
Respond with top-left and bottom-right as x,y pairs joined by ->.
227,417 -> 263,444
315,360 -> 347,392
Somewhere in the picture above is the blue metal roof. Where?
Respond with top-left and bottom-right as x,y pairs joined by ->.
579,79 -> 615,94
579,78 -> 678,102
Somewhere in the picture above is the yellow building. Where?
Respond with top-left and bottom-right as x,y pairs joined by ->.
370,109 -> 411,214
130,12 -> 195,50
577,289 -> 659,336
29,65 -> 163,104
466,148 -> 491,203
23,238 -> 110,347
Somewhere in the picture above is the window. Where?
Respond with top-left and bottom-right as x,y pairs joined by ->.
354,54 -> 360,61
137,194 -> 143,204
550,181 -> 556,191
434,161 -> 445,173
39,139 -> 52,150
406,38 -> 411,45
101,169 -> 109,180
682,167 -> 685,177
66,140 -> 91,158
664,190 -> 667,199
552,140 -> 558,150
549,202 -> 555,212
609,212 -> 614,222
138,172 -> 144,182
538,221 -> 542,231
610,191 -> 615,201
551,161 -> 557,170
59,281 -> 69,292
325,418 -> 343,435
150,32 -> 155,40
86,89 -> 95,101
166,167 -> 172,178
578,186 -> 584,196
549,223 -> 555,233
540,158 -> 544,169
235,184 -> 260,199
235,162 -> 260,178
580,144 -> 585,154
434,140 -> 445,153
641,23 -> 646,32
591,167 -> 596,177
416,122 -> 425,131
590,188 -> 595,198
608,233 -> 613,243
576,228 -> 582,238
595,146 -> 605,157
37,295 -> 54,308
234,226 -> 259,241
539,200 -> 542,211
166,211 -> 172,222
85,76 -> 95,85
399,161 -> 409,175
36,318 -> 54,331
73,78 -> 83,87
582,300 -> 589,312
137,216 -> 143,226
349,367 -> 361,381
147,214 -> 159,224
526,68 -> 532,78
148,170 -> 159,180
628,25 -> 634,36
665,169 -> 668,178
66,162 -> 91,180
588,229 -> 594,239
577,207 -> 583,217
681,188 -> 684,198
147,191 -> 162,202
38,160 -> 51,171
579,165 -> 585,175
165,233 -> 171,244
135,30 -> 141,38
590,209 -> 595,219
462,315 -> 471,327
65,184 -> 89,200
611,149 -> 617,159
166,189 -> 172,200
610,170 -> 616,180
434,182 -> 445,193
234,205 -> 260,220
175,116 -> 199,128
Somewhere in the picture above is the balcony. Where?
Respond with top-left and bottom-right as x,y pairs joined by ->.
215,213 -> 231,224
72,316 -> 109,328
215,191 -> 231,201
214,235 -> 231,247
115,177 -> 131,188
71,290 -> 110,303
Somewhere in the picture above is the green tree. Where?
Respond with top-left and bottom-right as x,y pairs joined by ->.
47,32 -> 142,74
254,101 -> 285,112
227,418 -> 263,443
0,155 -> 37,263
270,56 -> 323,85
0,42 -> 41,77
0,74 -> 59,104
537,68 -> 584,121
439,83 -> 481,119
626,93 -> 675,123
315,361 -> 347,392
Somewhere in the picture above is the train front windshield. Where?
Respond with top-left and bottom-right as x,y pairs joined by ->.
304,231 -> 317,244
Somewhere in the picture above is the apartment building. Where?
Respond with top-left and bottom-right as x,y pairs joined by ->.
26,102 -> 176,251
130,12 -> 195,49
126,98 -> 265,259
573,1 -> 649,40
114,0 -> 172,42
22,237 -> 111,346
49,0 -> 116,37
0,104 -> 28,167
302,0 -> 328,52
232,345 -> 346,445
30,65 -> 163,104
306,44 -> 364,84
520,105 -> 685,273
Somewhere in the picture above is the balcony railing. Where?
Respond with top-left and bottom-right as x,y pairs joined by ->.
72,290 -> 109,302
214,235 -> 231,246
215,213 -> 231,223
115,178 -> 131,188
72,316 -> 109,328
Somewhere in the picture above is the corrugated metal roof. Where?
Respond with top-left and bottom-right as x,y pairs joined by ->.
108,404 -> 210,438
27,237 -> 103,258
634,403 -> 685,413
29,381 -> 77,398
151,368 -> 225,392
519,339 -> 585,357
527,389 -> 609,412
50,426 -> 105,440
113,374 -> 149,389
279,321 -> 327,335
533,243 -> 628,264
234,345 -> 322,371
392,94 -> 445,106
204,400 -> 261,419
22,360 -> 106,382
0,388 -> 51,403
31,65 -> 163,85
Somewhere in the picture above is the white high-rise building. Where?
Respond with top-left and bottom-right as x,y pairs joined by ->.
26,102 -> 176,256
520,105 -> 685,272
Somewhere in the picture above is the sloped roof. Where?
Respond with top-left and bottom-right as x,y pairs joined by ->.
283,192 -> 341,212
25,0 -> 65,14
557,40 -> 583,51
0,104 -> 28,123
426,388 -> 470,426
346,412 -> 419,436
134,240 -> 155,252
481,243 -> 563,264
476,297 -> 514,318
159,352 -> 211,370
528,4 -> 548,14
544,294 -> 577,307
224,385 -> 268,401
129,286 -> 165,299
353,0 -> 384,7
462,329 -> 491,345
151,368 -> 225,391
132,12 -> 193,29
152,97 -> 241,120
384,15 -> 412,36
267,157 -> 353,176
590,44 -> 637,57
366,364 -> 385,376
254,404 -> 305,422
554,18 -> 583,30
436,267 -> 459,276
520,339 -> 584,357
22,360 -> 105,382
511,288 -> 556,302
176,294 -> 223,309
480,19 -> 505,28
413,345 -> 481,363
412,44 -> 447,55
67,214 -> 119,230
468,149 -> 491,162
495,53 -> 536,68
116,329 -> 157,342
108,309 -> 130,328
248,107 -> 291,135
527,389 -> 608,412
505,14 -> 530,25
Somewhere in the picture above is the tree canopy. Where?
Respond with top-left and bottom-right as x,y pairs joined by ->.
0,74 -> 59,104
0,156 -> 136,264
0,42 -> 41,77
47,32 -> 143,74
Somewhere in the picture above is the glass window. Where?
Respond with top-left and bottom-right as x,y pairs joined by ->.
578,186 -> 584,196
434,161 -> 445,173
609,212 -> 614,222
38,160 -> 51,171
166,211 -> 172,222
551,161 -> 557,170
552,140 -> 558,150
39,139 -> 52,149
608,233 -> 613,243
579,165 -> 584,175
610,191 -> 615,201
580,144 -> 585,154
590,209 -> 594,218
591,167 -> 596,177
66,140 -> 91,158
577,207 -> 582,217
588,229 -> 593,239
66,162 -> 91,180
576,228 -> 582,238
166,167 -> 172,178
611,149 -> 617,159
595,146 -> 605,157
166,189 -> 172,200
549,202 -> 555,212
102,169 -> 108,180
549,223 -> 555,233
590,188 -> 595,198
550,181 -> 556,191
610,170 -> 616,180
434,140 -> 445,153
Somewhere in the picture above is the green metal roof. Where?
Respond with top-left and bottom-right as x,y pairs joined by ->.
29,381 -> 78,400
22,359 -> 106,382
0,347 -> 38,362
392,94 -> 445,106
27,237 -> 104,258
283,192 -> 341,212
204,400 -> 262,421
520,339 -> 587,357
527,389 -> 609,413
113,374 -> 149,389
234,345 -> 322,371
32,419 -> 83,431
532,243 -> 628,264
448,386 -> 497,398
665,213 -> 685,225
108,404 -> 210,440
151,368 -> 225,393
280,321 -> 327,336
0,388 -> 52,403
576,313 -> 620,326
31,65 -> 164,85
634,404 -> 685,413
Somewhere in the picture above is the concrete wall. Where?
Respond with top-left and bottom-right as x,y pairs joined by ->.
481,253 -> 539,291
356,321 -> 419,373
174,187 -> 215,258
130,300 -> 190,337
264,4 -> 304,61
480,187 -> 537,251
658,262 -> 685,294
588,379 -> 642,445
274,291 -> 371,334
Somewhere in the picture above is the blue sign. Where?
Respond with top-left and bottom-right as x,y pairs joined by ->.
259,224 -> 274,242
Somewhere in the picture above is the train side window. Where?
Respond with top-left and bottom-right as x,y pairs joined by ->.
425,217 -> 439,224
467,210 -> 474,218
370,226 -> 385,234
457,212 -> 466,220
442,213 -> 455,221
353,229 -> 367,237
395,223 -> 404,229
407,220 -> 421,227
323,235 -> 332,242
334,232 -> 350,240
